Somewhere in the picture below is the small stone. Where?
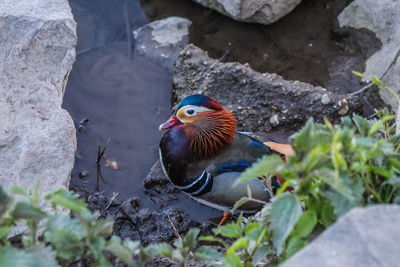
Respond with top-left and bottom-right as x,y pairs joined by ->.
79,171 -> 89,179
134,16 -> 192,74
270,114 -> 280,126
321,93 -> 331,105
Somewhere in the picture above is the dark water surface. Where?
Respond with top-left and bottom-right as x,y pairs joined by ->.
64,0 -> 171,206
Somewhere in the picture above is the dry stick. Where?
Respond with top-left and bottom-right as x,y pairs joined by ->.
167,214 -> 195,259
167,214 -> 182,240
97,192 -> 119,219
349,82 -> 374,96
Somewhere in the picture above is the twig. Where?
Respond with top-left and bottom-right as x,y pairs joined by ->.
96,137 -> 111,191
208,50 -> 230,70
97,192 -> 118,219
247,197 -> 269,205
349,82 -> 374,96
167,214 -> 181,240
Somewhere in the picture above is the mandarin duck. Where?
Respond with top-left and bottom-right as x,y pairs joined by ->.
159,94 -> 293,224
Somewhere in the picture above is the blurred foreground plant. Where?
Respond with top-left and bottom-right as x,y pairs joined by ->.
0,185 -> 153,266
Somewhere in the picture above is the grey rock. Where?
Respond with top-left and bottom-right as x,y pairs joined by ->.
338,0 -> 400,110
281,205 -> 400,267
134,16 -> 192,73
192,0 -> 301,25
173,45 -> 362,134
321,93 -> 331,105
0,0 -> 77,233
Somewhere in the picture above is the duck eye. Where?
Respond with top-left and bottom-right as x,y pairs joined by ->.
186,108 -> 195,116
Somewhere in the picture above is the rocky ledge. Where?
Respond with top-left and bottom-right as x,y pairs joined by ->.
173,44 -> 362,136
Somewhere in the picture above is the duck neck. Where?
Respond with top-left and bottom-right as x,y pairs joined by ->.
185,109 -> 237,160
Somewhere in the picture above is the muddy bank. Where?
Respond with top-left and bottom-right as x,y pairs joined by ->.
72,184 -> 213,247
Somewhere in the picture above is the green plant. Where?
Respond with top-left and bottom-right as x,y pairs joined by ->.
237,111 -> 400,259
0,185 -> 152,266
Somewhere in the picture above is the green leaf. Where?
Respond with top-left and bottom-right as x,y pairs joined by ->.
231,197 -> 250,213
292,119 -> 315,152
352,70 -> 364,78
353,114 -> 370,136
269,193 -> 302,255
0,226 -> 10,240
368,120 -> 382,136
290,210 -> 317,239
149,243 -> 173,259
88,235 -> 106,260
236,155 -> 282,186
0,246 -> 39,267
107,236 -> 138,266
244,222 -> 263,241
319,198 -> 336,227
213,222 -> 242,238
45,189 -> 87,214
367,165 -> 392,178
252,244 -> 270,265
90,217 -> 114,237
194,246 -> 224,262
371,76 -> 383,86
285,237 -> 307,259
12,202 -> 46,221
46,213 -> 85,238
28,244 -> 60,267
323,189 -> 354,217
224,252 -> 243,267
227,237 -> 248,254
312,169 -> 355,202
198,236 -> 227,247
9,187 -> 28,197
182,228 -> 200,249
45,214 -> 86,260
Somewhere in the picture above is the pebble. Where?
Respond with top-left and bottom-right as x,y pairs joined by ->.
321,93 -> 331,105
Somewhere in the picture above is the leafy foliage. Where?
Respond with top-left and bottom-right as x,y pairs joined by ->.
240,110 -> 400,260
0,186 -> 154,266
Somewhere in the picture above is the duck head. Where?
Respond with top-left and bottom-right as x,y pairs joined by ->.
159,94 -> 237,159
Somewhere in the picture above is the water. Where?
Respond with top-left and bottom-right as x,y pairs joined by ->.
64,0 -> 171,206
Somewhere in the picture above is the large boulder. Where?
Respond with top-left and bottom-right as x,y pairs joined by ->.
173,45 -> 362,135
0,0 -> 77,218
338,0 -> 400,110
281,205 -> 400,267
134,16 -> 192,74
192,0 -> 301,25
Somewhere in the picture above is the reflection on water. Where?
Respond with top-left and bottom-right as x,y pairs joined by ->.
64,0 -> 171,205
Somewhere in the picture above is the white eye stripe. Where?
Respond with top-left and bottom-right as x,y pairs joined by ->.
176,105 -> 214,121
183,105 -> 213,114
